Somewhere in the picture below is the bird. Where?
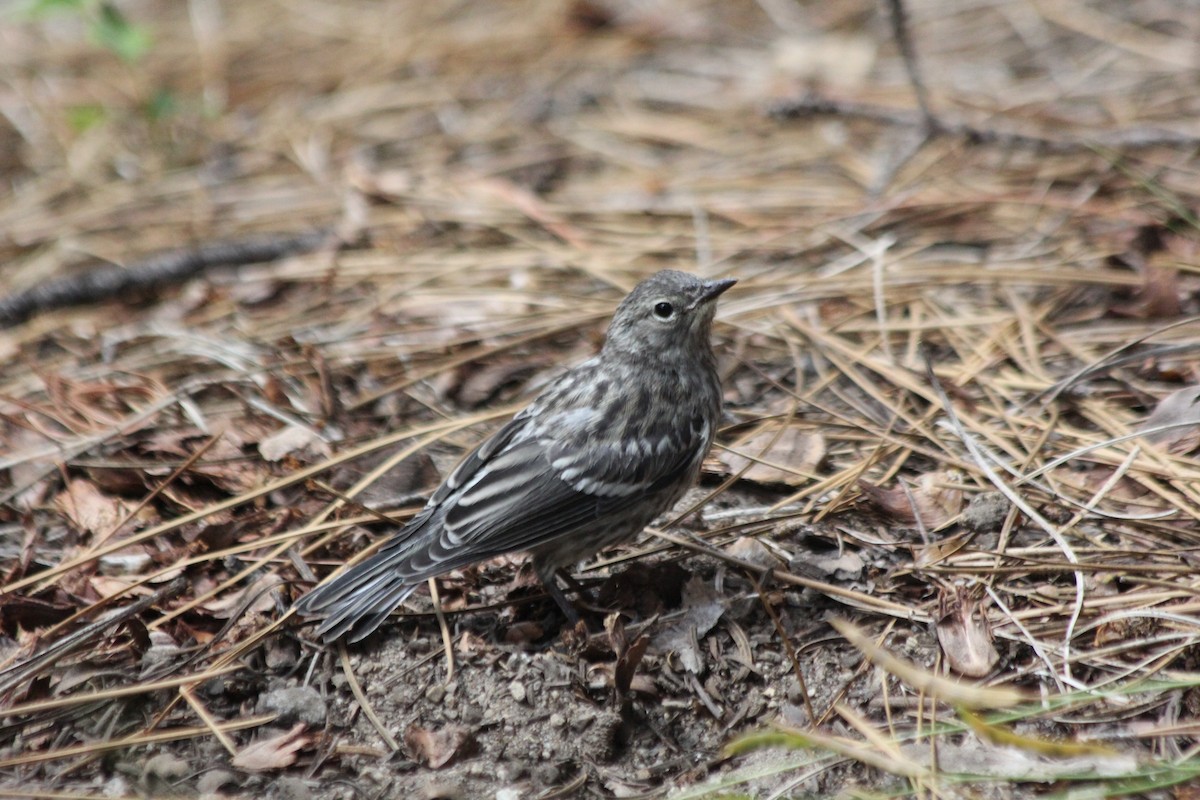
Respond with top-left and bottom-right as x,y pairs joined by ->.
294,270 -> 736,642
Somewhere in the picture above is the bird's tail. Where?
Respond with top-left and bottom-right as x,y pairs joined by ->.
294,555 -> 421,643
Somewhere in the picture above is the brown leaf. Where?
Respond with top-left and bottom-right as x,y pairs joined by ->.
199,573 -> 282,619
98,548 -> 154,576
858,470 -> 964,529
231,724 -> 309,772
1070,465 -> 1153,511
1140,265 -> 1183,318
89,574 -> 152,600
725,537 -> 783,571
1109,223 -> 1185,319
441,360 -> 544,409
718,424 -> 824,487
1172,780 -> 1200,800
805,548 -> 864,580
258,424 -> 330,462
650,577 -> 726,674
1093,615 -> 1158,649
935,590 -> 999,678
502,620 -> 545,645
1138,386 -> 1200,454
403,723 -> 476,769
53,479 -> 130,541
138,427 -> 208,458
607,614 -> 651,696
912,535 -> 971,568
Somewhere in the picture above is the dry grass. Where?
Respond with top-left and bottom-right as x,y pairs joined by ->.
3,0 -> 1200,796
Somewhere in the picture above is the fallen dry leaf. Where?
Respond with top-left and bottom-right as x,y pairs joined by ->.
607,613 -> 652,697
138,427 -> 208,458
718,424 -> 824,487
231,723 -> 309,771
1093,615 -> 1158,649
1069,465 -> 1154,512
88,574 -> 154,600
859,470 -> 964,530
725,537 -> 783,571
53,479 -> 131,541
258,423 -> 330,461
199,573 -> 283,619
936,589 -> 999,678
771,32 -> 877,89
438,359 -> 546,409
98,549 -> 154,576
1111,265 -> 1182,319
1138,385 -> 1200,454
651,576 -> 726,674
404,723 -> 476,769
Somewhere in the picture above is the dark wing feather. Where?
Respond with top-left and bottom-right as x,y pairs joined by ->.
408,424 -> 707,568
294,411 -> 548,634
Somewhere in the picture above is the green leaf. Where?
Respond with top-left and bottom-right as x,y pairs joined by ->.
23,0 -> 88,18
66,104 -> 106,132
90,3 -> 151,62
144,88 -> 178,121
724,729 -> 812,756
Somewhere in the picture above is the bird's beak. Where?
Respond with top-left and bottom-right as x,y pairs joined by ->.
691,278 -> 737,309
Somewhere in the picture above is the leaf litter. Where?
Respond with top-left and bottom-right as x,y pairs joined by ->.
3,0 -> 1200,797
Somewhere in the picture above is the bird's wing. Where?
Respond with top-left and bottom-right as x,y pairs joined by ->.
431,407 -> 536,504
404,411 -> 709,572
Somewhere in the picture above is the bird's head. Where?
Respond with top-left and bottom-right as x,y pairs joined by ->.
603,270 -> 736,359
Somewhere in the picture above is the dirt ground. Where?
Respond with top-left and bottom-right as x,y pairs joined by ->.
4,0 -> 1200,798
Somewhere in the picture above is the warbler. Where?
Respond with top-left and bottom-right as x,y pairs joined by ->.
296,270 -> 735,642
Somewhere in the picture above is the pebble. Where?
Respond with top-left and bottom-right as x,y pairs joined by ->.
143,752 -> 189,778
257,686 -> 327,727
197,769 -> 238,795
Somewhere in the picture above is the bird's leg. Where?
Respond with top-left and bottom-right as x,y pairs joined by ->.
554,571 -> 599,609
537,568 -> 581,625
556,569 -> 624,616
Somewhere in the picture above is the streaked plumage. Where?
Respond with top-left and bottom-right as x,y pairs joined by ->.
295,270 -> 735,642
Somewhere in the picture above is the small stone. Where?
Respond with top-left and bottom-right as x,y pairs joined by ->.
508,681 -> 527,703
258,686 -> 327,727
102,776 -> 131,797
269,776 -> 313,800
265,637 -> 301,671
496,762 -> 527,782
142,753 -> 189,791
425,684 -> 446,704
532,763 -> 560,786
580,712 -> 623,763
962,491 -> 1010,533
496,789 -> 523,800
197,768 -> 238,795
549,713 -> 565,728
420,781 -> 462,800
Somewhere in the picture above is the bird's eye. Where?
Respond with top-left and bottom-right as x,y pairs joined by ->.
653,301 -> 675,319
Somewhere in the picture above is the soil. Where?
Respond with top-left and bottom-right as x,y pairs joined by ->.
2,0 -> 1197,798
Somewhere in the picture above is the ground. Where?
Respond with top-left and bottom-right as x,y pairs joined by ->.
3,0 -> 1200,798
